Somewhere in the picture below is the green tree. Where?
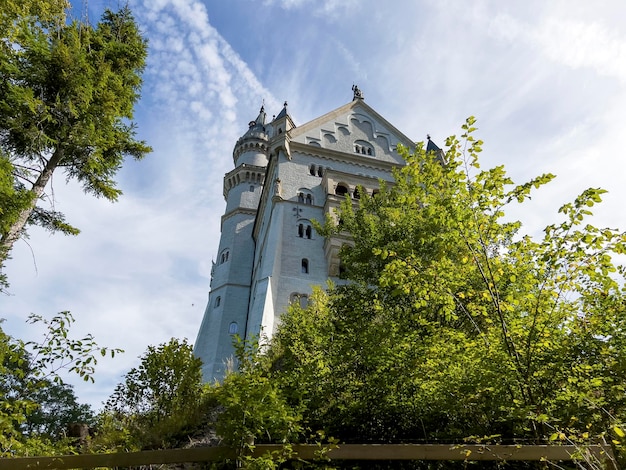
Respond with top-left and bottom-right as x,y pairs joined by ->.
212,337 -> 302,468
20,380 -> 94,438
0,312 -> 119,456
103,338 -> 208,449
220,118 -> 626,468
0,1 -> 150,269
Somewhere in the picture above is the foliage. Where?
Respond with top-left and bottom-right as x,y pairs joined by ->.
209,337 -> 302,468
0,0 -> 151,278
19,379 -> 94,438
0,312 -> 117,456
25,311 -> 122,383
216,118 -> 626,468
102,338 -> 208,449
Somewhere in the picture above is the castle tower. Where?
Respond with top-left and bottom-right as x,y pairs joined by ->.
195,90 -> 418,382
194,107 -> 269,381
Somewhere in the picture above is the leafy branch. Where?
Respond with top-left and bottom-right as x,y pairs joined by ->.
25,311 -> 122,384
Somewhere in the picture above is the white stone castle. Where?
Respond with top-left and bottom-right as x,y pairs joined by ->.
194,87 -> 435,381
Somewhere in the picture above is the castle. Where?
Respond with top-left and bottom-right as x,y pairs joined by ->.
194,88 -> 433,381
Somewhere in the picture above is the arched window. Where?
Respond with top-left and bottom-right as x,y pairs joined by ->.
354,140 -> 374,156
317,166 -> 324,177
305,194 -> 313,205
249,185 -> 255,192
228,322 -> 238,334
301,258 -> 309,274
298,219 -> 312,239
215,296 -> 221,307
335,184 -> 349,196
220,249 -> 230,264
309,164 -> 316,176
298,192 -> 304,203
290,293 -> 309,309
353,187 -> 361,199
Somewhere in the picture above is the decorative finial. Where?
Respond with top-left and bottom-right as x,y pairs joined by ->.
283,101 -> 288,108
427,134 -> 431,140
352,84 -> 364,100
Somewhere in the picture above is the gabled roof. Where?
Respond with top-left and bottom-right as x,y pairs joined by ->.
287,98 -> 415,165
291,99 -> 414,146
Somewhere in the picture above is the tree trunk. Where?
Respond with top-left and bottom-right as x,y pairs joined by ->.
0,147 -> 64,261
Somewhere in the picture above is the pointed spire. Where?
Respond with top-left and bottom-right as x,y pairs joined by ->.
247,105 -> 266,129
275,101 -> 289,120
426,134 -> 441,153
256,105 -> 266,126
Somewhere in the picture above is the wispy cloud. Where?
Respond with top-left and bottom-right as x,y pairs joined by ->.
2,0 -> 281,409
261,0 -> 359,17
490,13 -> 626,82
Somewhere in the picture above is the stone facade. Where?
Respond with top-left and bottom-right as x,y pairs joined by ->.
194,93 -> 415,382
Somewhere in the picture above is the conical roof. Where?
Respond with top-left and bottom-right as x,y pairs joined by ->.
240,106 -> 268,141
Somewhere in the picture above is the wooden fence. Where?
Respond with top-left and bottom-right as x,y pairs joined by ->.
0,443 -> 617,469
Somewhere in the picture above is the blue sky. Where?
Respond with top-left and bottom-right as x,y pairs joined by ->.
2,0 -> 626,410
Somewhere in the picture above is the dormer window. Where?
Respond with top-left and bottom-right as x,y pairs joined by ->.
354,140 -> 374,156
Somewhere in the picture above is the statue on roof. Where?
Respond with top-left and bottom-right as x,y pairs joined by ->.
352,84 -> 364,100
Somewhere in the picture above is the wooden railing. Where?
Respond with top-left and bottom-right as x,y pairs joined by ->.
0,443 -> 617,469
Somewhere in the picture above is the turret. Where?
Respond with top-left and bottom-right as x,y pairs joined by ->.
233,106 -> 269,167
194,106 -> 269,382
269,101 -> 296,160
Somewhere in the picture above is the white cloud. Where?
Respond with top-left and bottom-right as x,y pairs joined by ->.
261,0 -> 359,18
490,13 -> 626,82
